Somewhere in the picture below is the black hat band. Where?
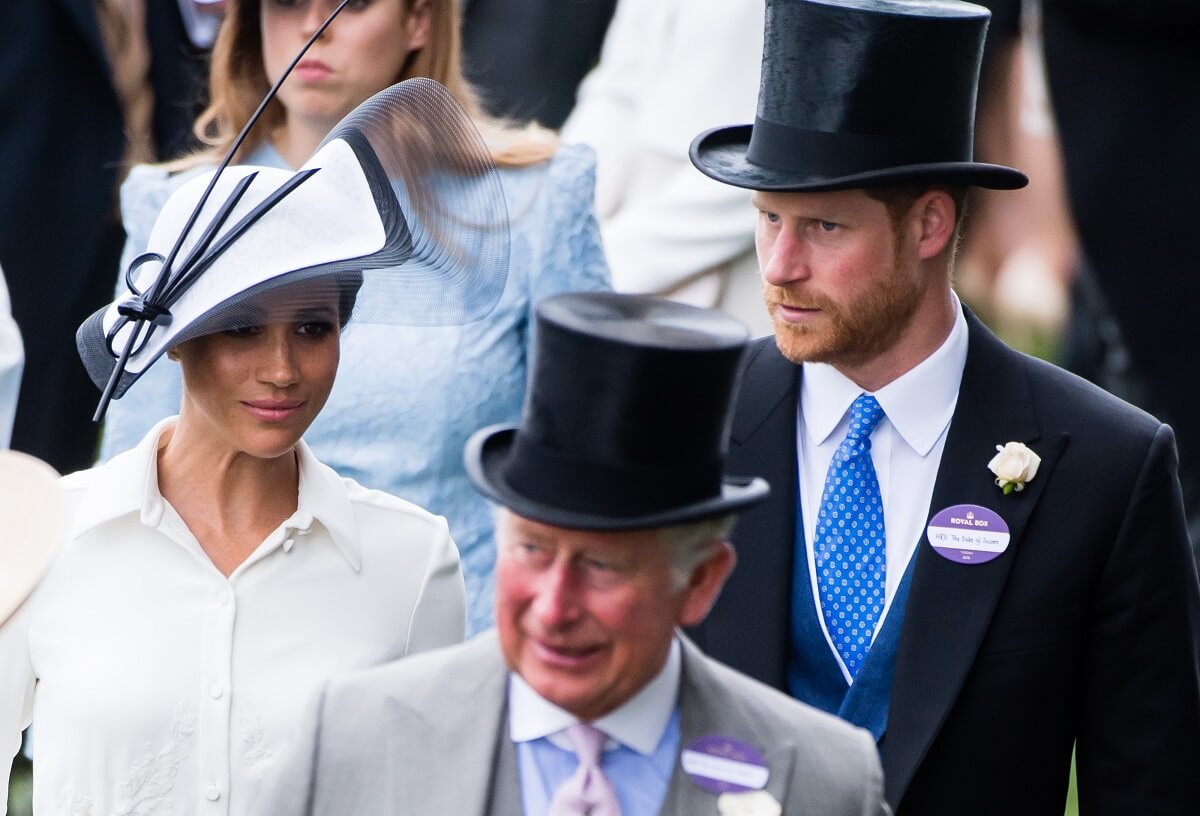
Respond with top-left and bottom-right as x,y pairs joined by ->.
502,434 -> 725,518
745,117 -> 972,178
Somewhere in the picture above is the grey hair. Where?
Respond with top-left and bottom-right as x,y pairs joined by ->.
490,506 -> 734,591
662,516 -> 736,591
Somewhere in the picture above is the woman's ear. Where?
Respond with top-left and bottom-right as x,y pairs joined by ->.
405,0 -> 434,53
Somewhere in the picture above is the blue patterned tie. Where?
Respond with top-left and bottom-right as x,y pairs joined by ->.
814,394 -> 887,679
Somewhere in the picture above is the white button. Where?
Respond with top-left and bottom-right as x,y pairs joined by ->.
205,786 -> 221,802
218,589 -> 232,606
282,538 -> 295,553
209,684 -> 224,700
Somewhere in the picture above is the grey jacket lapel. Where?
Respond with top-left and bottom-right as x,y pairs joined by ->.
487,720 -> 525,816
660,638 -> 797,814
385,634 -> 517,815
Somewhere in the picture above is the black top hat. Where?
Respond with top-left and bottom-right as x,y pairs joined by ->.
691,0 -> 1028,192
464,293 -> 770,531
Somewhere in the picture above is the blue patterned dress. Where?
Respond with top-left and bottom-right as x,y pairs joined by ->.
100,142 -> 611,634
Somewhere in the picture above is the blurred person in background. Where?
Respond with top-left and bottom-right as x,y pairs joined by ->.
0,449 -> 65,811
0,1 -> 226,476
0,1 -> 127,474
0,265 -> 22,449
147,0 -> 226,157
561,0 -> 772,337
460,0 -> 617,129
1038,0 -> 1200,545
969,0 -> 1200,547
99,0 -> 611,636
955,0 -> 1077,348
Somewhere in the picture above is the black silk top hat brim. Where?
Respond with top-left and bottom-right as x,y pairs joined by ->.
464,293 -> 770,531
690,0 -> 1028,192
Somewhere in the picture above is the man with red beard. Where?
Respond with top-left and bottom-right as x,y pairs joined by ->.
687,1 -> 1200,814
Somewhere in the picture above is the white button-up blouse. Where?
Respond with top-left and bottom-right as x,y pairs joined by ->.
0,419 -> 466,816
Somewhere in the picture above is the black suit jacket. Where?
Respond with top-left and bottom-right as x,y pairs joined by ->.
460,0 -> 617,129
692,312 -> 1200,814
0,0 -> 126,471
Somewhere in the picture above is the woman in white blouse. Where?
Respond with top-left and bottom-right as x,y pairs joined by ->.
0,88 -> 476,815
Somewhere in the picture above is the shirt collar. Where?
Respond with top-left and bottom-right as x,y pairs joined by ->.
73,418 -> 361,570
293,438 -> 362,571
800,293 -> 968,456
508,637 -> 681,756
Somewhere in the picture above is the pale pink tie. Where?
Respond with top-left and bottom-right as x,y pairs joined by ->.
547,723 -> 622,816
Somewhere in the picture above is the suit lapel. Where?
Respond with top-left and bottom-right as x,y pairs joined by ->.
884,312 -> 1068,805
703,339 -> 800,688
487,723 -> 525,816
660,638 -> 797,814
386,635 -> 517,815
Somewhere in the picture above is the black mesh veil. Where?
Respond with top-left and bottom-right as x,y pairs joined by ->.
327,79 -> 509,325
77,78 -> 509,412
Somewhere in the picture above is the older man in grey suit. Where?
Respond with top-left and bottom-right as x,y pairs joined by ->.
269,293 -> 886,816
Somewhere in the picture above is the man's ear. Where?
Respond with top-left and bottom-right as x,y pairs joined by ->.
678,541 -> 737,628
913,189 -> 957,261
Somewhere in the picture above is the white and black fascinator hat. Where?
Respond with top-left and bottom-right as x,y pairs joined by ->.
78,3 -> 508,420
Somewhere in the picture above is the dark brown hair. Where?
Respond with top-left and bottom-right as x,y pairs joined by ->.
864,184 -> 970,260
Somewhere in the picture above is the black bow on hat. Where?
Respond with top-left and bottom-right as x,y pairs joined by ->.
691,0 -> 1028,192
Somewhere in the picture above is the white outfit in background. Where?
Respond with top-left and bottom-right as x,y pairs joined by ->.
0,263 -> 23,448
0,418 -> 466,816
562,0 -> 772,336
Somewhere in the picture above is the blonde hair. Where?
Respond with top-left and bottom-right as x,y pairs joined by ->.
173,0 -> 557,170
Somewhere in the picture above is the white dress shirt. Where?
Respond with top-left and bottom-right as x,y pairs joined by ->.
0,418 -> 465,816
0,263 -> 23,448
798,299 -> 968,682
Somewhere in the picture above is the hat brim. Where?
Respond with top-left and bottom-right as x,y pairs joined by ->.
464,425 -> 770,532
691,125 -> 1028,192
0,451 -> 63,627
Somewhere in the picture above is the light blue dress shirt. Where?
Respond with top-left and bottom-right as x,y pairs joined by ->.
100,140 -> 611,635
517,713 -> 680,816
510,639 -> 683,815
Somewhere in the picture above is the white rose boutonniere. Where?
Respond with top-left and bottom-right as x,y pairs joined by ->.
717,790 -> 782,816
988,442 -> 1041,494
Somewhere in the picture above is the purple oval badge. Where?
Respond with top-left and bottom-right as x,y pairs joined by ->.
681,736 -> 769,794
926,504 -> 1010,565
